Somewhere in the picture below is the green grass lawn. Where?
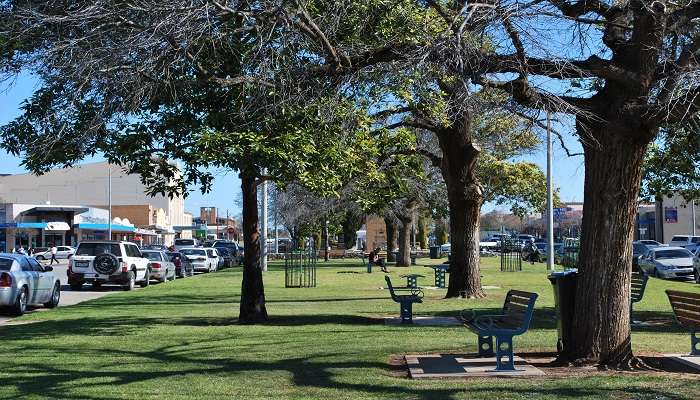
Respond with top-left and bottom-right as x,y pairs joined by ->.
1,257 -> 699,399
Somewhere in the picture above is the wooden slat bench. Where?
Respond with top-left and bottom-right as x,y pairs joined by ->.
385,275 -> 423,324
666,290 -> 700,356
460,290 -> 538,371
630,272 -> 649,325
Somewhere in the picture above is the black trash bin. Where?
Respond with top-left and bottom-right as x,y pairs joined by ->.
548,269 -> 578,353
429,246 -> 440,259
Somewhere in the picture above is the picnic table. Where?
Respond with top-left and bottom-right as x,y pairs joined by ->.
399,273 -> 425,288
425,264 -> 449,288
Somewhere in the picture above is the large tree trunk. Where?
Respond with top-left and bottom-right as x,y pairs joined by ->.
238,172 -> 268,324
385,217 -> 398,262
445,186 -> 483,298
564,118 -> 653,367
397,216 -> 411,267
437,122 -> 485,298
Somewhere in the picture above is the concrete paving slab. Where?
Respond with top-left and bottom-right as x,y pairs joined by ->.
385,316 -> 462,326
665,354 -> 700,371
405,353 -> 545,378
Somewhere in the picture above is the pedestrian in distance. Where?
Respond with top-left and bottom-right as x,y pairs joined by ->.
369,247 -> 389,273
49,244 -> 59,265
522,238 -> 540,265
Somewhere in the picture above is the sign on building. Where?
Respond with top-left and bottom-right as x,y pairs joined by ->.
664,207 -> 678,223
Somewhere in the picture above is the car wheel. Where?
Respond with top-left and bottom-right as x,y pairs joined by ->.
12,287 -> 28,316
70,282 -> 83,291
169,269 -> 175,281
122,271 -> 135,291
44,282 -> 60,308
36,255 -> 45,261
140,269 -> 151,288
91,281 -> 102,288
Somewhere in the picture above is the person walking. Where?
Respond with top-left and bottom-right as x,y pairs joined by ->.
49,244 -> 59,265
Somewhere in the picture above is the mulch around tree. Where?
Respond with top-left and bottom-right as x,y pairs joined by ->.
388,352 -> 700,379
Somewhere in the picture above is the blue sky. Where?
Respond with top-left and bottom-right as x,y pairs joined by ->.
0,74 -> 585,216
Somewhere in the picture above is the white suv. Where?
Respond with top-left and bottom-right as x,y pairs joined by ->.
69,241 -> 150,291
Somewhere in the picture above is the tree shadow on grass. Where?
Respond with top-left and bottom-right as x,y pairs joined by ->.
0,340 -> 696,400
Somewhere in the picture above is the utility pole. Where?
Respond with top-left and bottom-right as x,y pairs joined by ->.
274,196 -> 279,254
692,200 -> 697,236
324,218 -> 329,262
546,111 -> 555,271
261,176 -> 268,272
108,164 -> 112,240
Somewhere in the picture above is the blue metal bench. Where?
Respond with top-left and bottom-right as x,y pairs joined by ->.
385,275 -> 423,324
425,264 -> 449,288
630,272 -> 649,325
666,290 -> 700,356
460,290 -> 538,371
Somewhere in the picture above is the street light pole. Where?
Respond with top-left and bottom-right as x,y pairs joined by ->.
261,176 -> 268,272
546,112 -> 555,271
692,200 -> 697,236
108,164 -> 112,240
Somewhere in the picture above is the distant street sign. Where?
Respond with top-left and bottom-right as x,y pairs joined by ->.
553,207 -> 568,222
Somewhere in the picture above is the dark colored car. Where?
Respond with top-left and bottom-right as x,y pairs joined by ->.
166,252 -> 194,277
213,241 -> 241,265
216,248 -> 235,268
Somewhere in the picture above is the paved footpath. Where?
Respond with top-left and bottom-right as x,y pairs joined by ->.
0,259 -> 133,326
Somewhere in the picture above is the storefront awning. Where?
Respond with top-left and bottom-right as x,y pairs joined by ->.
75,223 -> 136,232
19,206 -> 89,216
0,222 -> 71,230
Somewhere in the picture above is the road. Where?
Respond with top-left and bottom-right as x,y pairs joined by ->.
0,259 -> 133,326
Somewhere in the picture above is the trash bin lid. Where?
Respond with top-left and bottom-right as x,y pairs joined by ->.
548,268 -> 578,278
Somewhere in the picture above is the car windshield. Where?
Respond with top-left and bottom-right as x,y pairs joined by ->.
175,239 -> 195,246
672,236 -> 688,242
655,249 -> 692,259
76,243 -> 122,256
181,249 -> 206,256
0,258 -> 13,270
141,251 -> 162,261
214,242 -> 237,249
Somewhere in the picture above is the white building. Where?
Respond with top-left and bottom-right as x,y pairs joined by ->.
0,161 -> 189,244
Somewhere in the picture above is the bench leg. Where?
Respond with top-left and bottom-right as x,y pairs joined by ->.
407,276 -> 417,288
477,335 -> 495,357
692,331 -> 699,356
400,301 -> 413,324
435,271 -> 445,288
494,335 -> 516,371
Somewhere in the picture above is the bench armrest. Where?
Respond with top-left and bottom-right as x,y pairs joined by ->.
460,308 -> 499,323
411,289 -> 424,299
471,314 -> 507,330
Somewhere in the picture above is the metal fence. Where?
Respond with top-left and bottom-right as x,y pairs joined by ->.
284,246 -> 317,288
499,239 -> 523,272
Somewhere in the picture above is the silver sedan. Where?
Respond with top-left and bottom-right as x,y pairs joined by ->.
0,253 -> 61,315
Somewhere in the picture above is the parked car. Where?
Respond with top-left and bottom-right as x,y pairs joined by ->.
0,254 -> 61,315
166,252 -> 194,278
632,241 -> 661,271
180,248 -> 218,273
69,241 -> 150,290
212,241 -> 241,264
141,250 -> 176,283
142,244 -> 169,251
638,246 -> 695,280
173,238 -> 199,252
668,235 -> 700,250
216,247 -> 235,268
34,246 -> 75,261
